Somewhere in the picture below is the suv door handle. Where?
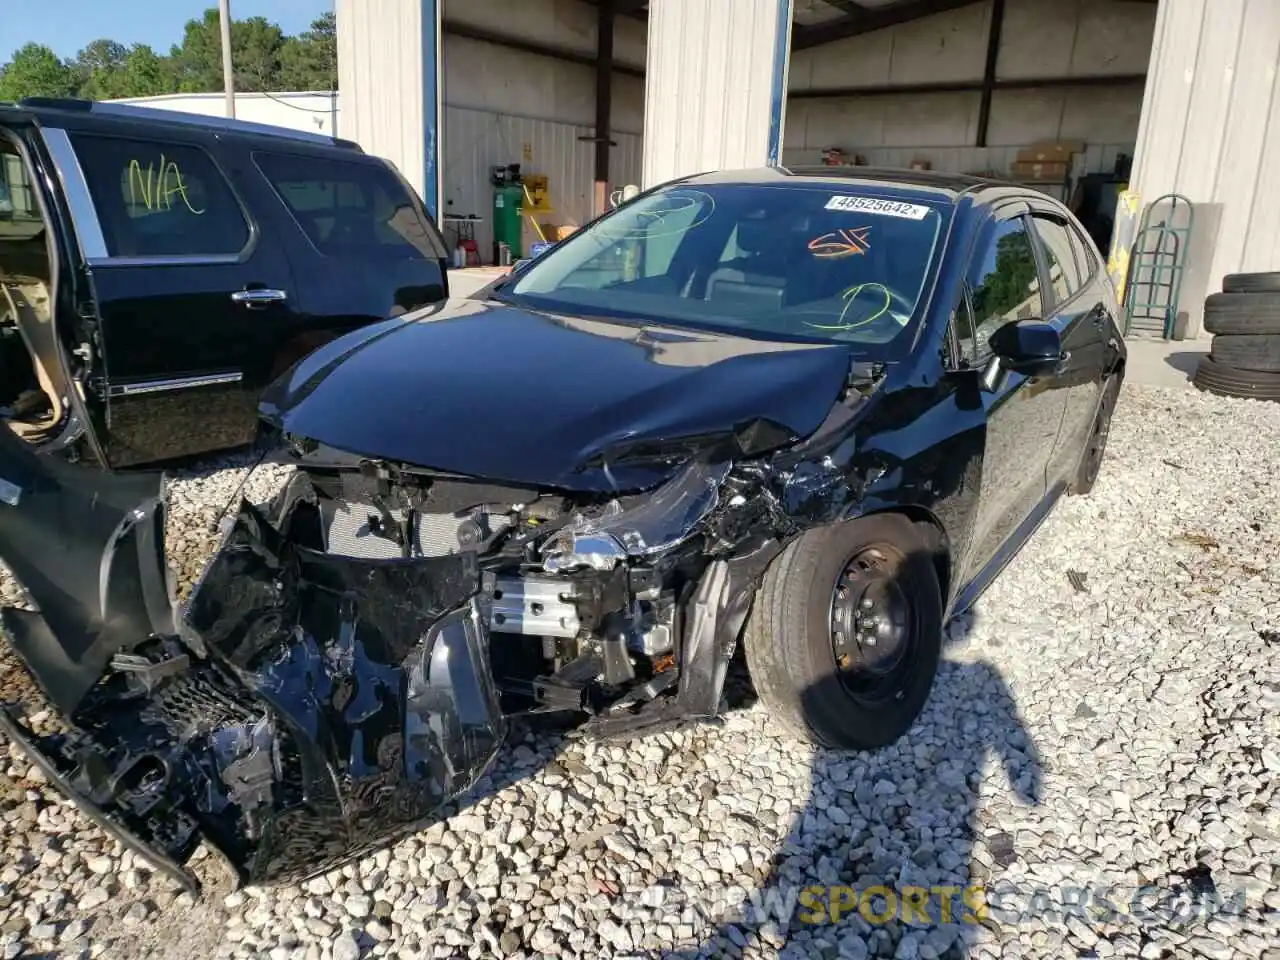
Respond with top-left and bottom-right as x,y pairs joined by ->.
232,288 -> 288,309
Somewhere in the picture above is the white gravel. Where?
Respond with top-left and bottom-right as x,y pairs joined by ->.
1,381 -> 1279,960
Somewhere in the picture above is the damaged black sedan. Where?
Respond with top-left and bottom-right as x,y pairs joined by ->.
0,168 -> 1125,890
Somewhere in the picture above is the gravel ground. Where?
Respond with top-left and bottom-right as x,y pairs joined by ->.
1,381 -> 1278,960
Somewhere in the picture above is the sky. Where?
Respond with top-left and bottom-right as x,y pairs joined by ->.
3,0 -> 333,63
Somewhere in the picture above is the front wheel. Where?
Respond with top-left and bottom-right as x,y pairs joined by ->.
743,514 -> 943,750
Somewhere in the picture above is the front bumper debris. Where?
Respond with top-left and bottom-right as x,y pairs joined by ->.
1,483 -> 506,889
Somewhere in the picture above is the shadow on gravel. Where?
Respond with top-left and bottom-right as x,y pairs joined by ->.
661,605 -> 1044,960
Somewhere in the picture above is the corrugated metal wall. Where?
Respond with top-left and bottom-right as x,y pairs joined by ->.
782,143 -> 1133,179
643,0 -> 793,186
1129,0 -> 1280,332
335,0 -> 647,264
336,0 -> 438,210
441,106 -> 642,260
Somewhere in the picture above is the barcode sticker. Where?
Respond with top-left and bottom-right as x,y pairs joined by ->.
824,196 -> 931,220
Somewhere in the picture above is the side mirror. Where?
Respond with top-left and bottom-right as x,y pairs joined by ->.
987,319 -> 1064,379
505,258 -> 532,278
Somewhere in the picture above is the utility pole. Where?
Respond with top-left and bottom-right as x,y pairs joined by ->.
219,0 -> 236,118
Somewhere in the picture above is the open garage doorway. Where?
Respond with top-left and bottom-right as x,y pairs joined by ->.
782,0 -> 1158,262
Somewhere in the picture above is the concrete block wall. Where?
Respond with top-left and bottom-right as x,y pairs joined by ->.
785,0 -> 1156,175
442,35 -> 644,134
442,0 -> 647,70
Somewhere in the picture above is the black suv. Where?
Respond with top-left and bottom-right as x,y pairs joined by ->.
0,97 -> 451,468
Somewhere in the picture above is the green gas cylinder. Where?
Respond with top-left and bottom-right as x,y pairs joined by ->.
492,183 -> 524,262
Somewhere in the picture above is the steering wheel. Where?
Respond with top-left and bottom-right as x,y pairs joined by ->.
799,282 -> 914,336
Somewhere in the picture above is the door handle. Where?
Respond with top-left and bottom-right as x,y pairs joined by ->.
232,288 -> 288,309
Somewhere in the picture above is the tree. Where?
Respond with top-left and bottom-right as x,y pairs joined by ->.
1,10 -> 334,102
0,43 -> 79,102
279,12 -> 337,91
119,45 -> 175,98
73,39 -> 174,100
169,7 -> 285,93
73,39 -> 130,99
973,231 -> 1040,322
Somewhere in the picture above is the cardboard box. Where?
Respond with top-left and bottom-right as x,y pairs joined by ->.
1015,141 -> 1084,164
1010,160 -> 1069,180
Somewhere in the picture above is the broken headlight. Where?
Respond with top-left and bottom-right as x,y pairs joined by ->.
541,460 -> 730,573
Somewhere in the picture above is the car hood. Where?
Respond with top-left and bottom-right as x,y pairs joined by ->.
259,299 -> 853,491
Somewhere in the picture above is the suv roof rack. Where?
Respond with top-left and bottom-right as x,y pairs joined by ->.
18,97 -> 362,151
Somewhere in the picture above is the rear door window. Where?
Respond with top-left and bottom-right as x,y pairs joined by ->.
1066,222 -> 1099,281
69,134 -> 250,259
253,151 -> 446,261
1031,215 -> 1084,307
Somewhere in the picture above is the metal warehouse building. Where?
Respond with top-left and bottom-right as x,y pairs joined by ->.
325,0 -> 1274,337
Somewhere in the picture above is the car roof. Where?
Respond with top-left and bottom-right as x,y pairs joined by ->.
678,165 -> 1026,204
1,97 -> 362,152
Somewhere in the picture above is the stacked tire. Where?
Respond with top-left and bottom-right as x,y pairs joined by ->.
1196,272 -> 1280,402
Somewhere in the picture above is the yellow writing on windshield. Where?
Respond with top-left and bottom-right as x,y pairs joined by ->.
127,156 -> 205,215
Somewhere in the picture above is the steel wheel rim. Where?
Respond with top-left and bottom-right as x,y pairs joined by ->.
829,545 -> 916,701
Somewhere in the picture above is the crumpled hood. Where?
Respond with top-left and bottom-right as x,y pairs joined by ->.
260,299 -> 852,490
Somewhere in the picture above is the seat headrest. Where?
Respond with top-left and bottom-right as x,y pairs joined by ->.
735,217 -> 776,254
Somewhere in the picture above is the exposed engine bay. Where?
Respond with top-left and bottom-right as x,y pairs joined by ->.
269,445 -> 784,727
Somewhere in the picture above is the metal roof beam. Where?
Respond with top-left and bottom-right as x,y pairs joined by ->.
818,0 -> 865,15
581,0 -> 647,20
443,22 -> 644,78
975,0 -> 1005,147
787,72 -> 1148,98
792,0 -> 983,50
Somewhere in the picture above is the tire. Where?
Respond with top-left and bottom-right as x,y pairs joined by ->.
1222,272 -> 1280,295
1209,334 -> 1280,373
1192,356 -> 1280,401
1070,375 -> 1121,497
742,513 -> 942,751
1202,293 -> 1280,336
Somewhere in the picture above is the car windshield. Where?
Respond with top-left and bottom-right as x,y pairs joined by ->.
501,181 -> 949,355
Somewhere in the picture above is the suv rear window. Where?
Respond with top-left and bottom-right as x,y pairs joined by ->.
70,134 -> 250,259
253,151 -> 445,260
